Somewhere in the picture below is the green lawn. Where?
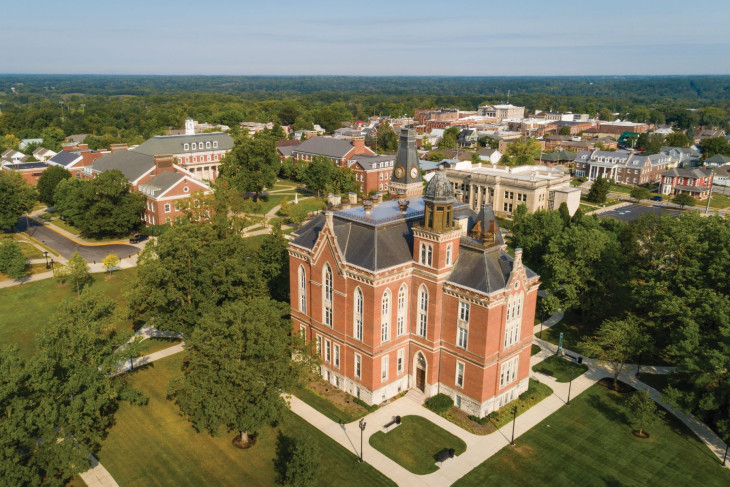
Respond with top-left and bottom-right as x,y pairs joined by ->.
453,383 -> 730,487
708,192 -> 730,209
136,337 -> 182,355
531,344 -> 542,356
532,354 -> 588,382
369,415 -> 467,474
540,311 -> 594,355
0,269 -> 136,358
289,197 -> 326,216
1,235 -> 45,259
609,183 -> 634,195
46,218 -> 131,242
293,387 -> 370,424
255,194 -> 288,214
98,355 -> 394,487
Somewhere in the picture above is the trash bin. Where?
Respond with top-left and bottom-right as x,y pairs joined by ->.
577,356 -> 583,364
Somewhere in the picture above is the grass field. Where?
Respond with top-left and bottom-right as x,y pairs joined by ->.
708,192 -> 730,209
293,387 -> 370,424
0,269 -> 136,358
532,354 -> 588,382
98,355 -> 394,487
46,218 -> 130,242
453,383 -> 730,487
1,235 -> 45,259
369,415 -> 467,474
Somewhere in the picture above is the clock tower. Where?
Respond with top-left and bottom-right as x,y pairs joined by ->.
389,128 -> 423,197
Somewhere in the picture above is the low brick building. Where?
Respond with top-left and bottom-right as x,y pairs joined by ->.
659,167 -> 713,199
574,150 -> 669,185
291,136 -> 375,166
348,154 -> 396,194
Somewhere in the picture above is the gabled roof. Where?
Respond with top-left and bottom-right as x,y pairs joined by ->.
139,172 -> 186,197
48,150 -> 83,167
540,150 -> 577,162
350,154 -> 395,171
705,154 -> 730,164
134,133 -> 233,156
292,137 -> 361,159
89,150 -> 154,182
662,167 -> 713,178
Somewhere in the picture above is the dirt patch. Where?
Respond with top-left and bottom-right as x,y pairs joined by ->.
232,433 -> 258,449
308,378 -> 364,414
598,378 -> 634,394
514,444 -> 536,457
632,430 -> 650,439
444,407 -> 496,435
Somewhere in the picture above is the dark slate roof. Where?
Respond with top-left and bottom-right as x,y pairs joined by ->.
293,137 -> 357,158
277,145 -> 298,158
134,133 -> 233,156
139,172 -> 186,197
2,161 -> 47,170
540,150 -> 577,162
447,246 -> 511,294
705,154 -> 730,164
48,150 -> 82,167
662,167 -> 713,178
90,150 -> 154,182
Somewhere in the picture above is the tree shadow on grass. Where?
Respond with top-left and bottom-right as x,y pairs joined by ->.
586,392 -> 628,426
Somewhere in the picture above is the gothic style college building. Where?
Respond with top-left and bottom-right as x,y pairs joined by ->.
288,129 -> 539,417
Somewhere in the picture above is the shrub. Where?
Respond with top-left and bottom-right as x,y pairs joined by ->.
353,397 -> 379,412
425,393 -> 453,414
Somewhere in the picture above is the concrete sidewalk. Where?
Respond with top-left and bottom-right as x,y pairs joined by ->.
78,455 -> 119,487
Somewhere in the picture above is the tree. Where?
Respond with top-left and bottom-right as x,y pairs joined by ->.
699,137 -> 730,158
512,203 -> 528,224
257,223 -> 290,302
558,202 -> 571,226
302,156 -> 337,196
375,123 -> 398,153
664,131 -> 690,148
65,252 -> 90,297
102,253 -> 120,276
278,104 -> 300,126
0,289 -> 142,485
698,107 -> 728,128
439,127 -> 460,149
219,132 -> 280,198
0,171 -> 37,230
169,297 -> 312,446
37,165 -> 71,206
502,138 -> 541,166
586,175 -> 610,204
510,209 -> 566,276
558,125 -> 571,136
129,221 -> 266,334
479,136 -> 499,149
426,151 -> 447,162
0,239 -> 27,279
580,315 -> 649,389
0,133 -> 20,152
54,170 -> 145,239
672,193 -> 696,209
625,390 -> 664,437
637,133 -> 664,155
630,186 -> 651,202
598,108 -> 615,121
332,166 -> 358,195
470,152 -> 482,164
275,434 -> 320,487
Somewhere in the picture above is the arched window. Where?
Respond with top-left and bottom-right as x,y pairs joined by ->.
419,243 -> 433,266
504,293 -> 524,348
354,287 -> 363,341
446,243 -> 452,266
323,264 -> 333,327
418,285 -> 428,337
381,290 -> 391,343
298,265 -> 306,313
397,284 -> 407,336
191,142 -> 197,150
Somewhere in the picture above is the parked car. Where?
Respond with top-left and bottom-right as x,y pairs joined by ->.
650,195 -> 663,201
129,234 -> 149,244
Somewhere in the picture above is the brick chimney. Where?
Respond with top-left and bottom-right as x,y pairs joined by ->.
153,154 -> 175,175
351,137 -> 367,154
110,144 -> 128,153
77,143 -> 89,151
62,144 -> 75,151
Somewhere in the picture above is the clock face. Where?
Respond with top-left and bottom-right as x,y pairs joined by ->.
394,165 -> 405,179
410,166 -> 419,179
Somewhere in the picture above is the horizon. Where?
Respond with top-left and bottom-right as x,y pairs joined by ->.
3,0 -> 730,76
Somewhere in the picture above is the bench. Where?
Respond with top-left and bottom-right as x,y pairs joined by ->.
436,448 -> 455,464
383,415 -> 401,432
564,353 -> 584,364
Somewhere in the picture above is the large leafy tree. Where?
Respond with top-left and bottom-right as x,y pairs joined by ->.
169,297 -> 312,446
0,239 -> 27,279
664,131 -> 690,148
129,221 -> 266,334
672,193 -> 696,209
53,170 -> 145,238
302,156 -> 337,196
37,165 -> 72,206
375,122 -> 398,152
0,170 -> 37,230
700,137 -> 730,158
257,223 -> 290,302
625,390 -> 664,437
586,175 -> 610,204
219,131 -> 280,198
580,315 -> 650,389
502,137 -> 541,166
0,289 -> 142,485
510,209 -> 566,276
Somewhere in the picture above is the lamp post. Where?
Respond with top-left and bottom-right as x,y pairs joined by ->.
43,251 -> 49,269
358,419 -> 367,463
49,258 -> 54,270
510,405 -> 518,446
567,368 -> 575,405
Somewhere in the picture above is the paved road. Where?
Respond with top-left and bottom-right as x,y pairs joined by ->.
14,216 -> 140,261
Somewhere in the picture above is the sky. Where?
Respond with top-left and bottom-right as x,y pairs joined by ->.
3,0 -> 730,76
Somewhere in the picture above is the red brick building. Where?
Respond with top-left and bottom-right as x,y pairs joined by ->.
0,161 -> 48,185
574,150 -> 669,185
288,138 -> 539,417
291,136 -> 375,166
659,167 -> 713,199
348,154 -> 396,194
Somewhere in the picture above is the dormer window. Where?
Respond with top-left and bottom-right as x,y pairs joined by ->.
206,141 -> 211,149
191,143 -> 197,150
184,143 -> 189,150
213,141 -> 218,148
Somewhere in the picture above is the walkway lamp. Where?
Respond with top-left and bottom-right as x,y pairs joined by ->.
567,368 -> 575,405
510,405 -> 518,445
723,442 -> 728,467
43,251 -> 49,269
359,419 -> 367,463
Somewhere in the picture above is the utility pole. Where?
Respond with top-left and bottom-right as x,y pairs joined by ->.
705,168 -> 715,215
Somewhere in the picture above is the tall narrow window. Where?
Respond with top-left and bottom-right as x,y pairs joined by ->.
457,327 -> 468,349
334,344 -> 340,368
323,264 -> 333,327
381,355 -> 389,382
504,293 -> 523,348
418,286 -> 428,337
298,265 -> 306,313
456,361 -> 465,388
355,354 -> 361,379
500,356 -> 519,388
381,290 -> 391,343
325,340 -> 331,362
426,245 -> 433,266
397,285 -> 407,336
316,336 -> 322,356
458,302 -> 470,323
446,243 -> 452,266
397,349 -> 404,374
354,287 -> 363,341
